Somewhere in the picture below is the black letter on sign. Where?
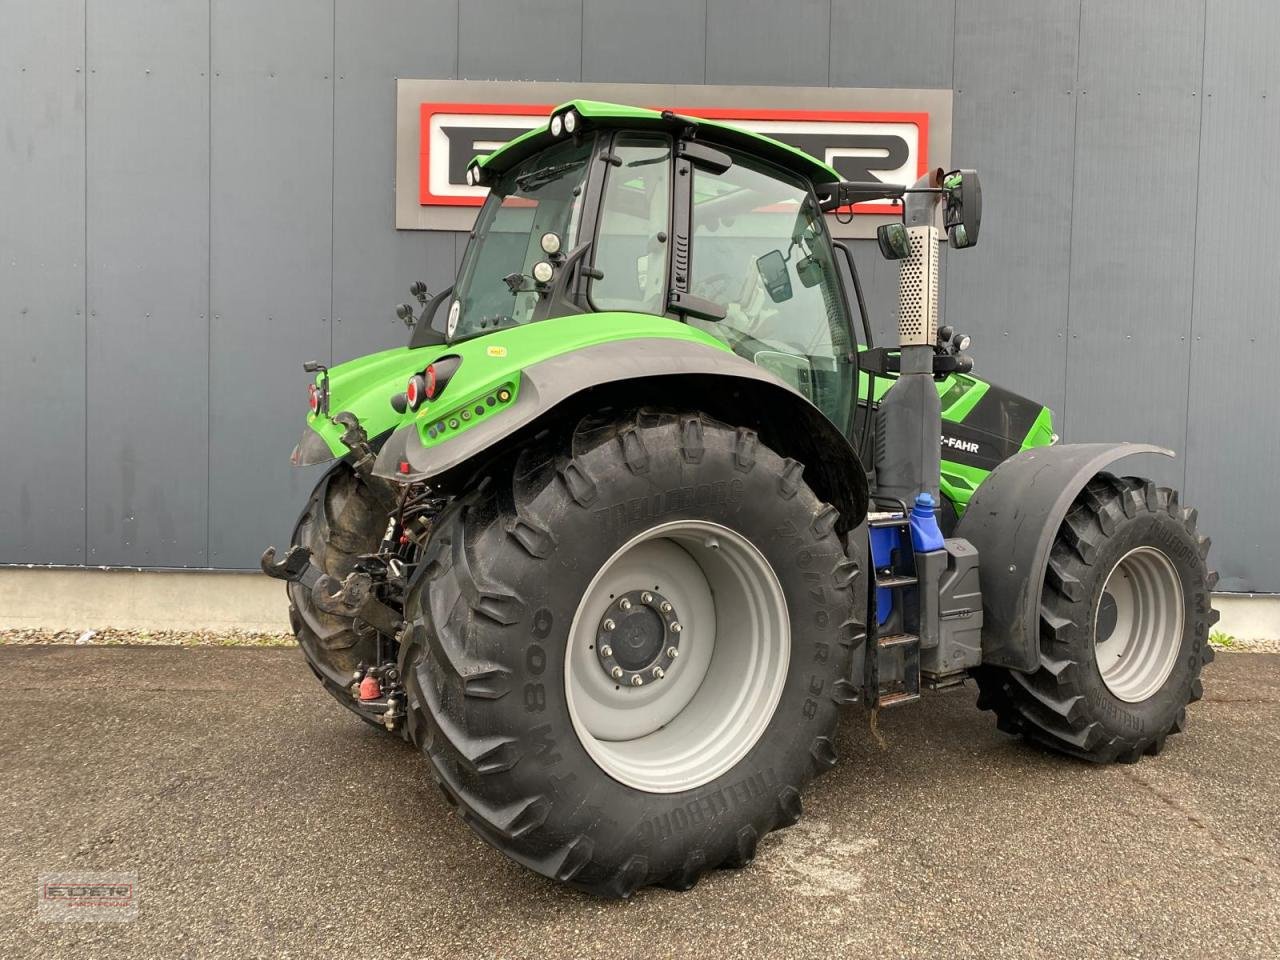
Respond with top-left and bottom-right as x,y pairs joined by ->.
772,133 -> 910,184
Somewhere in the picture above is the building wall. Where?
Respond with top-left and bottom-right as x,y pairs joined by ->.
1,0 -> 1274,591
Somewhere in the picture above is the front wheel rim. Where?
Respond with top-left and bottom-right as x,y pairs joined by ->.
1093,546 -> 1185,703
564,520 -> 790,794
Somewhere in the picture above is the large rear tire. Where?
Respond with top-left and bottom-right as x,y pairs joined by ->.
400,409 -> 861,897
288,463 -> 399,730
974,473 -> 1218,763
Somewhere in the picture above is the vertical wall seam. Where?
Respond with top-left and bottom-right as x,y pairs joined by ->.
702,0 -> 709,84
579,0 -> 584,81
1180,0 -> 1210,496
826,0 -> 832,87
205,0 -> 213,565
455,0 -> 462,78
83,0 -> 89,564
950,0 -> 958,89
1061,0 -> 1085,440
335,0 -> 340,368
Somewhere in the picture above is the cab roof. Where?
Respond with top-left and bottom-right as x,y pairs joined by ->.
473,99 -> 841,187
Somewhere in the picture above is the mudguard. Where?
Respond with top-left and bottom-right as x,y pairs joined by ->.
373,337 -> 870,528
954,442 -> 1173,672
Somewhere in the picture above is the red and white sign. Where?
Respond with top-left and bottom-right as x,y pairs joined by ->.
418,102 -> 928,215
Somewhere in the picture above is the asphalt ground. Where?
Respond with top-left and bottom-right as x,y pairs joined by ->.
2,646 -> 1276,960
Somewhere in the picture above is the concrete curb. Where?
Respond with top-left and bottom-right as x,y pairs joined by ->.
1,567 -> 1276,641
0,568 -> 290,633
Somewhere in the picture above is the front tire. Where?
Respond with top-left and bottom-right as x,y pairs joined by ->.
975,473 -> 1218,762
288,463 -> 399,730
401,410 -> 861,897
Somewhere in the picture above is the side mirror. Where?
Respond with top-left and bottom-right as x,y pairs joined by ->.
877,222 -> 912,260
756,249 -> 793,303
943,169 -> 982,249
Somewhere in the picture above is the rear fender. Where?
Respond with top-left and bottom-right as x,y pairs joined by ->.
954,442 -> 1173,672
375,337 -> 870,530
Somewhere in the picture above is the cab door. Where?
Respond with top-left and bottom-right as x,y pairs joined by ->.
677,147 -> 859,433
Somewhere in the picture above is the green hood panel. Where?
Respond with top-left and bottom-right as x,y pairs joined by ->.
300,314 -> 730,463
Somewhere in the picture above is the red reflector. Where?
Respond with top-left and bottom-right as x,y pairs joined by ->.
398,461 -> 411,475
425,364 -> 437,400
358,675 -> 381,701
405,376 -> 419,408
307,383 -> 319,413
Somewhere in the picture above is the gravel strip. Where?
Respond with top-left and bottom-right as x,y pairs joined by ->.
0,627 -> 293,647
2,628 -> 1274,651
1212,635 -> 1280,653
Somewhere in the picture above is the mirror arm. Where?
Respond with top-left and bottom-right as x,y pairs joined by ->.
408,284 -> 454,348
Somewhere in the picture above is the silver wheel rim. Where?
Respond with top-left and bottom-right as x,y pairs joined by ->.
564,520 -> 790,794
1093,546 -> 1184,703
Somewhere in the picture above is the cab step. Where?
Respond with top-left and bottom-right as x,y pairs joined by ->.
875,630 -> 921,707
874,573 -> 918,589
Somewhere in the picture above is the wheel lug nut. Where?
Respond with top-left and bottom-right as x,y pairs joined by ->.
660,601 -> 672,613
611,666 -> 623,679
667,646 -> 679,658
600,644 -> 612,658
670,622 -> 682,633
641,591 -> 653,604
603,619 -> 616,632
652,667 -> 664,680
619,598 -> 632,611
630,675 -> 643,686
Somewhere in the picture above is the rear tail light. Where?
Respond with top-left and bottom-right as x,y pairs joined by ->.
307,383 -> 319,414
406,374 -> 426,410
424,364 -> 438,401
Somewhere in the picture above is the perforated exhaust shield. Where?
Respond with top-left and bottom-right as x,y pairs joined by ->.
899,225 -> 939,346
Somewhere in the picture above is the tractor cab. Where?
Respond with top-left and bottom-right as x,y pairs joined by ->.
413,100 -> 859,432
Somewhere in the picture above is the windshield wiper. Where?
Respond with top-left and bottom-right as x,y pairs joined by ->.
515,160 -> 584,191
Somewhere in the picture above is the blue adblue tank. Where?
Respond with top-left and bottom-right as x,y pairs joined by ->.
909,492 -> 945,553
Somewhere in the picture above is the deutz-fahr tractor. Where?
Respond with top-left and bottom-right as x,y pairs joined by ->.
263,100 -> 1217,898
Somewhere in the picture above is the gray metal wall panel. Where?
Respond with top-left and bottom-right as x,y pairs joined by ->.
3,1 -> 1274,591
458,0 -> 581,81
1185,1 -> 1280,591
332,1 -> 458,363
84,0 -> 210,566
0,0 -> 87,564
582,0 -> 707,84
830,0 -> 953,89
947,0 -> 1079,423
706,0 -> 830,87
1064,0 -> 1203,491
207,0 -> 334,567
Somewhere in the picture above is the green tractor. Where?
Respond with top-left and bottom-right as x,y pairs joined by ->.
263,100 -> 1217,897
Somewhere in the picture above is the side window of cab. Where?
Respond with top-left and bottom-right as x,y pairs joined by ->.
590,135 -> 672,317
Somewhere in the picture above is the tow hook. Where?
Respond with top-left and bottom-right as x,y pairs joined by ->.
351,663 -> 405,733
259,544 -> 316,585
